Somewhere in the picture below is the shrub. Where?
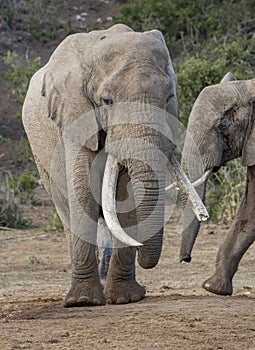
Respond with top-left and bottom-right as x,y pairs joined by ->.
0,169 -> 31,228
44,209 -> 64,233
8,169 -> 38,204
177,38 -> 254,126
206,159 -> 246,225
1,0 -> 59,41
3,51 -> 41,107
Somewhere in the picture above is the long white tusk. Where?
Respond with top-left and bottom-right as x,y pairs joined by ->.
167,154 -> 209,222
165,169 -> 212,191
102,154 -> 143,247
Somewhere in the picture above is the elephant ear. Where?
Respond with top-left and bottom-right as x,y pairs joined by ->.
242,80 -> 255,167
242,104 -> 255,167
145,29 -> 179,141
40,33 -> 100,151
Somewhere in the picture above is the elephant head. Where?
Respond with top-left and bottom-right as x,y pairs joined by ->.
180,72 -> 255,262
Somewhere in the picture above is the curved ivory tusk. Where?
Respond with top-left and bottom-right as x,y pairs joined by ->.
167,154 -> 209,222
165,169 -> 212,192
102,154 -> 143,247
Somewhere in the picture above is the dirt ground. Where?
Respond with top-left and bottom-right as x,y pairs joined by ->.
0,201 -> 255,350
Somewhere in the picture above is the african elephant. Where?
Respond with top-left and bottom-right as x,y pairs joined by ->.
181,72 -> 255,295
22,24 -> 205,307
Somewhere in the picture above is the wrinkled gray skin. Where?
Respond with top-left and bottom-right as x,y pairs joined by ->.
22,24 -> 180,306
181,72 -> 255,295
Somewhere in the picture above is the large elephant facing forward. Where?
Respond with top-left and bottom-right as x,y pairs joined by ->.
181,72 -> 255,296
23,24 -> 203,306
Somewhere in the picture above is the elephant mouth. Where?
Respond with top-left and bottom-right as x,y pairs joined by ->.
212,165 -> 221,173
101,154 -> 209,246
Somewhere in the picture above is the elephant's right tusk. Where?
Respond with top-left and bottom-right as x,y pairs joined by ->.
165,169 -> 212,191
167,154 -> 209,222
102,154 -> 143,247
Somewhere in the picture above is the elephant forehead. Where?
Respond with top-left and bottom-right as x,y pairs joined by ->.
93,32 -> 169,67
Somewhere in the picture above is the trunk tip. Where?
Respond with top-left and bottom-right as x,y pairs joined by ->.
180,255 -> 192,263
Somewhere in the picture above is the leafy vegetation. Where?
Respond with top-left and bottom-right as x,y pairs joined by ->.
206,159 -> 246,224
44,209 -> 64,233
115,0 -> 255,124
1,0 -> 60,42
8,169 -> 38,204
0,169 -> 32,228
3,51 -> 41,118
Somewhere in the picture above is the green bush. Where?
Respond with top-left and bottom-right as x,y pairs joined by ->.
8,169 -> 38,204
1,0 -> 60,41
206,159 -> 246,224
0,170 -> 32,228
177,37 -> 254,126
44,209 -> 64,233
115,0 -> 255,126
3,51 -> 41,107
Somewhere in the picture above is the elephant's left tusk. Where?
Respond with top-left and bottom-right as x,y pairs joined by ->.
165,169 -> 212,191
167,154 -> 209,222
102,154 -> 143,247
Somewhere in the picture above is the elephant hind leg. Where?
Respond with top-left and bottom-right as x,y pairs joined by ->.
202,274 -> 233,296
202,166 -> 255,295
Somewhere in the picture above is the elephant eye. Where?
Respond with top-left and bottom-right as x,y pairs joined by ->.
102,97 -> 113,106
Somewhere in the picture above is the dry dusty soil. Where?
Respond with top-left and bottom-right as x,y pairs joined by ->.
0,204 -> 255,350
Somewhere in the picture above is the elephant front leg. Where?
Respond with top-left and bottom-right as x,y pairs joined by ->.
64,143 -> 106,306
104,246 -> 145,304
202,166 -> 255,295
104,169 -> 145,304
65,235 -> 105,306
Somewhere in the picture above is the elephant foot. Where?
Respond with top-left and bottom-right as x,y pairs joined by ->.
104,277 -> 146,304
64,278 -> 106,307
202,273 -> 233,296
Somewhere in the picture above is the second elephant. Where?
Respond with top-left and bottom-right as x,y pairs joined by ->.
181,72 -> 255,295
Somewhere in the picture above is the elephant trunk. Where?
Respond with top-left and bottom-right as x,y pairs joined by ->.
180,137 -> 208,262
129,158 -> 166,269
104,117 -> 174,268
102,148 -> 167,269
180,182 -> 206,262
